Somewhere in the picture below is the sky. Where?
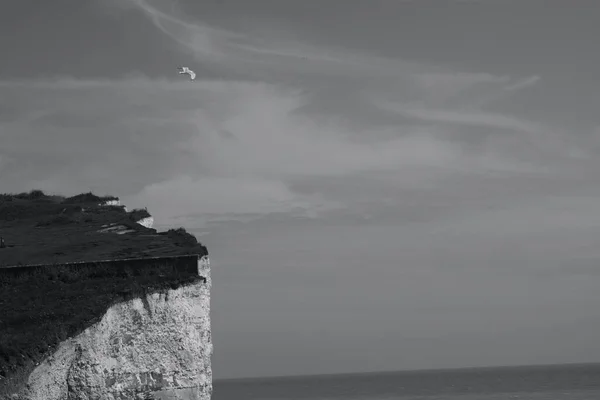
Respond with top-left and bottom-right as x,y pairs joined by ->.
2,0 -> 600,380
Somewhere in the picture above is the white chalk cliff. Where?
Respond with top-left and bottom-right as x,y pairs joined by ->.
18,257 -> 212,400
99,200 -> 121,207
136,216 -> 154,229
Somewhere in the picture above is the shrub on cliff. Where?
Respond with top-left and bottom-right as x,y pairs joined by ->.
61,192 -> 119,205
158,227 -> 199,248
128,208 -> 151,223
13,190 -> 46,200
0,190 -> 63,203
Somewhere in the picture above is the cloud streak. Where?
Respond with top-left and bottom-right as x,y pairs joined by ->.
0,76 -> 466,227
1,0 -> 579,230
376,102 -> 544,134
120,0 -> 536,94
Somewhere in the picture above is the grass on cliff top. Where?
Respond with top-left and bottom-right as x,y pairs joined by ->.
0,190 -> 120,222
0,189 -> 117,205
0,259 -> 206,396
0,189 -> 206,266
1,189 -> 167,232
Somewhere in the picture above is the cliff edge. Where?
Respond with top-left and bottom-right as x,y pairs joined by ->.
0,191 -> 212,400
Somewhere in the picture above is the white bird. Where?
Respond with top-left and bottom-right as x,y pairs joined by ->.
177,66 -> 196,81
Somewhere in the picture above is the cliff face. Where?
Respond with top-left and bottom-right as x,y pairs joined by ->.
17,257 -> 212,400
135,216 -> 154,229
1,191 -> 212,399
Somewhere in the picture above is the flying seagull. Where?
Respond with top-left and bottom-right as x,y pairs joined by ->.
177,66 -> 196,81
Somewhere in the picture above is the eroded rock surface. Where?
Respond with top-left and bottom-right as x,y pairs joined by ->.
19,260 -> 211,400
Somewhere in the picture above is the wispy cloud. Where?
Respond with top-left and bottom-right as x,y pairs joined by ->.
1,0 -> 578,230
0,76 -> 466,226
412,72 -> 511,105
503,75 -> 541,92
375,102 -> 544,134
460,75 -> 542,108
119,0 -> 523,92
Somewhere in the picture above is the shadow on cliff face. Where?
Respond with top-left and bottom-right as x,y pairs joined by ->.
0,256 -> 207,397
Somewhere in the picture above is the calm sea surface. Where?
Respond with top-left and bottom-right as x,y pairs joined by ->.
213,363 -> 600,400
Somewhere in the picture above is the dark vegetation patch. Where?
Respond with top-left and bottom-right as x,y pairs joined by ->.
0,190 -> 59,202
61,192 -> 119,205
0,190 -> 210,397
0,255 -> 207,396
128,208 -> 152,223
0,190 -> 119,222
159,228 -> 199,247
0,190 -> 207,266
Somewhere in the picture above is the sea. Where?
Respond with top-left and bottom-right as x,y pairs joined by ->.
213,363 -> 600,400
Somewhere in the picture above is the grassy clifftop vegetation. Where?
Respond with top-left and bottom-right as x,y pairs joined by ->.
0,190 -> 207,266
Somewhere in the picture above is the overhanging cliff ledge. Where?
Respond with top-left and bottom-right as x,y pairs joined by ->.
0,190 -> 212,400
